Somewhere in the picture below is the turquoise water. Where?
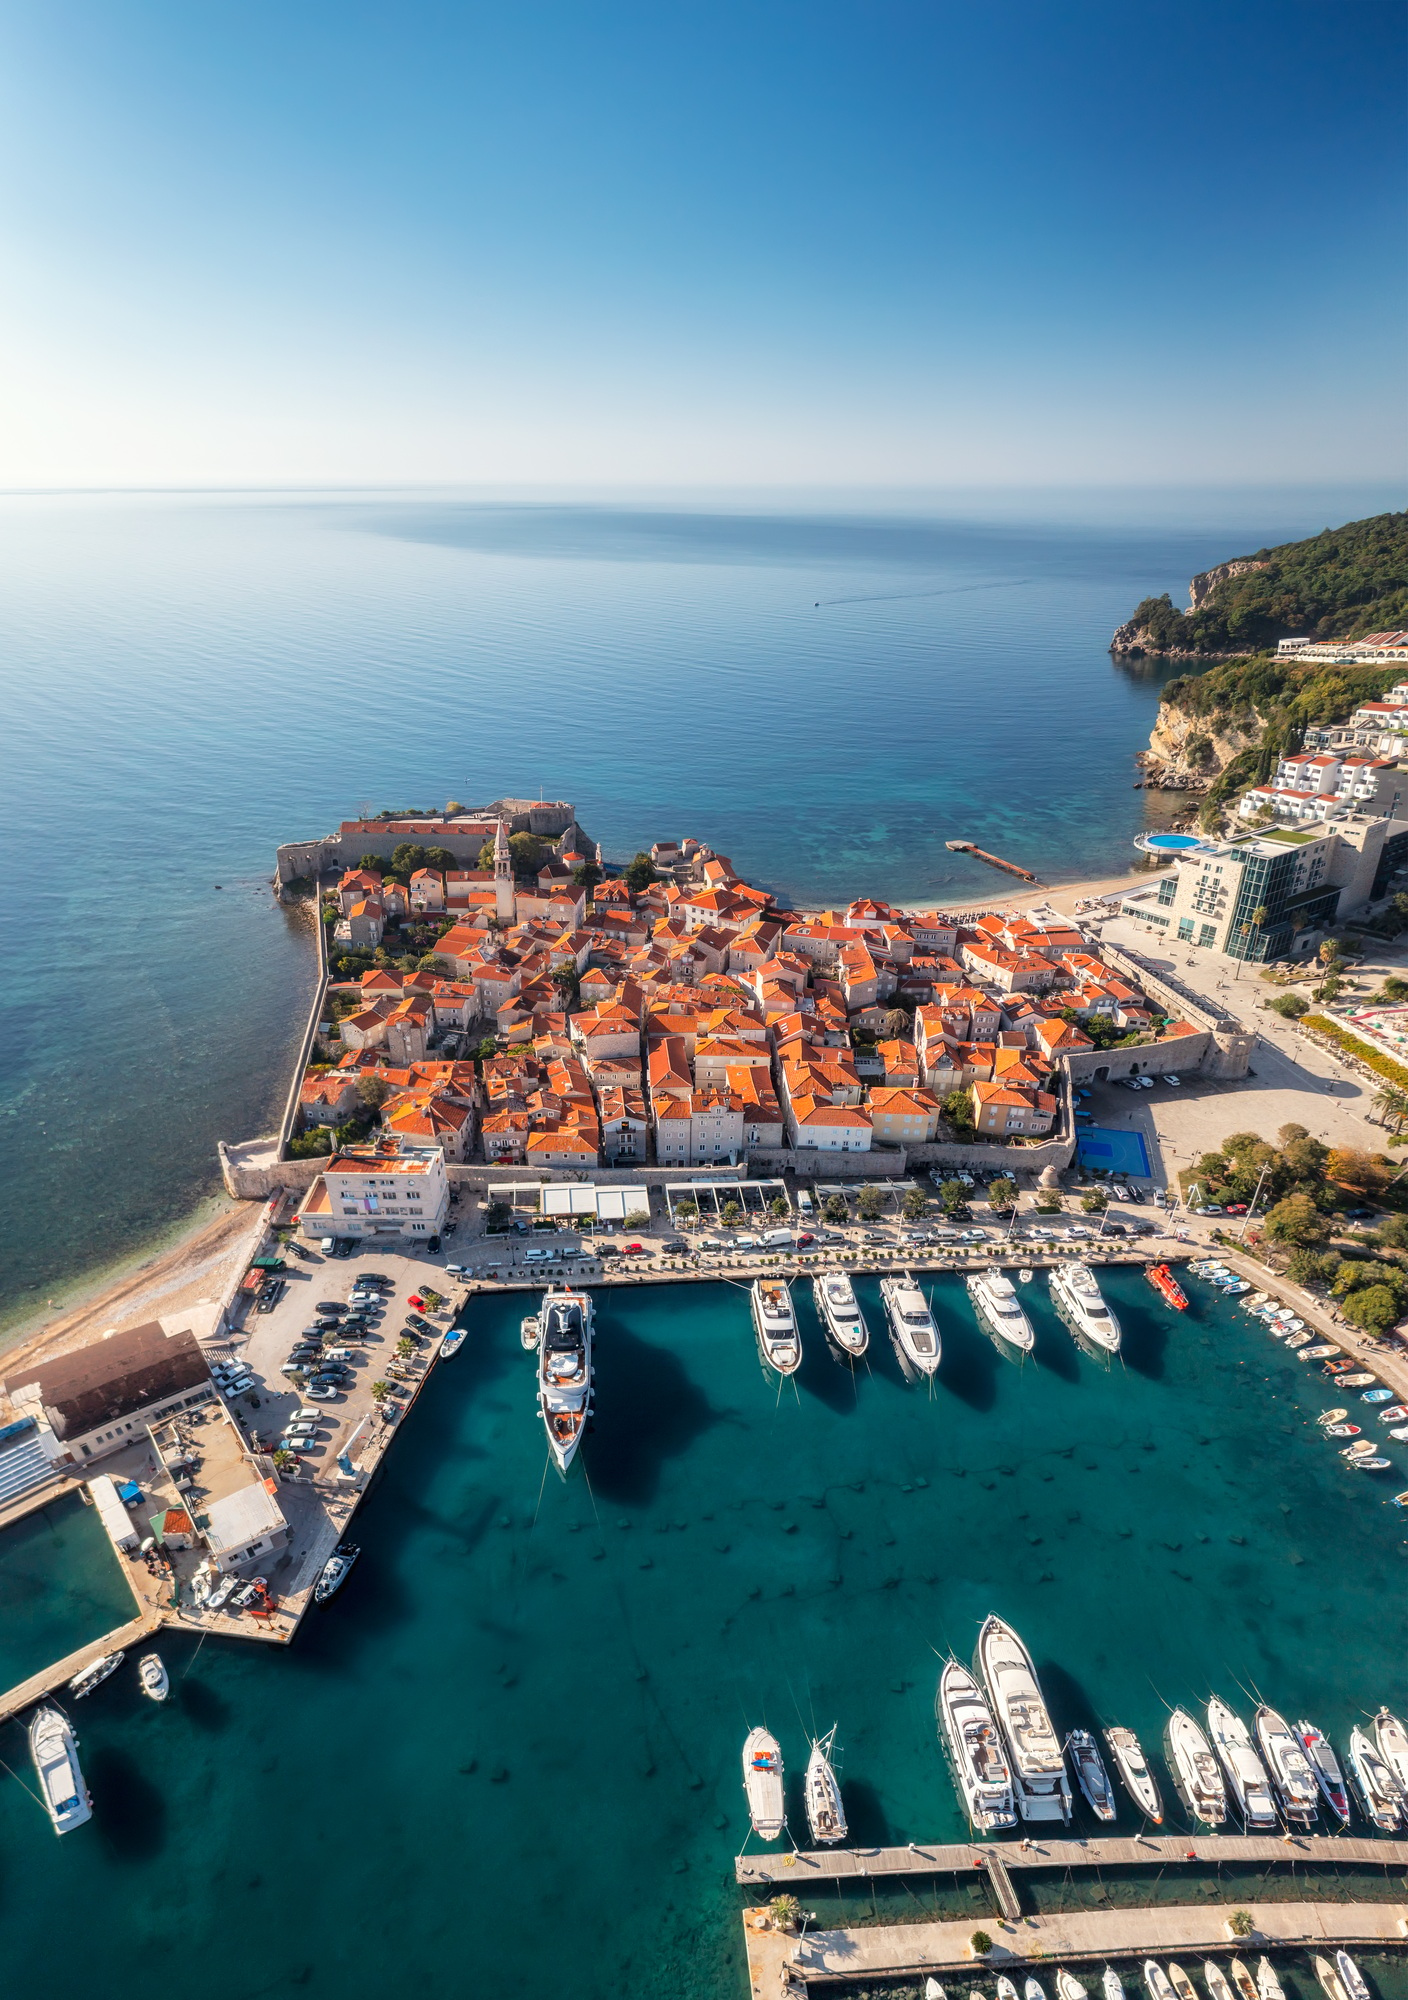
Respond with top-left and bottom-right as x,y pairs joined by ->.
1,1273 -> 1403,1998
1,483 -> 1401,1322
0,1490 -> 136,1689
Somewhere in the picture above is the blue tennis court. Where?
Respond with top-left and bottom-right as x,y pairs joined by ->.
1076,1126 -> 1152,1178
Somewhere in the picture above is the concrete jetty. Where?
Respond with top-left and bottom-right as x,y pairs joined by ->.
736,1830 -> 1408,1886
743,1899 -> 1408,1998
0,1613 -> 160,1726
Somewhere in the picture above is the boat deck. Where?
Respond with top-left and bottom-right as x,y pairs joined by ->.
735,1830 -> 1408,1885
743,1898 -> 1408,1997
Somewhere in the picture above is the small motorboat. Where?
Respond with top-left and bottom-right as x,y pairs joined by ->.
1318,1408 -> 1350,1425
1374,1707 -> 1408,1797
68,1651 -> 125,1700
1298,1344 -> 1338,1361
1104,1724 -> 1163,1821
1341,1439 -> 1378,1458
1334,1954 -> 1369,2000
1389,1426 -> 1408,1441
1018,1268 -> 1034,1284
520,1313 -> 540,1351
1349,1456 -> 1391,1470
927,1984 -> 947,2000
998,1978 -> 1022,2000
1229,1963 -> 1258,2000
314,1542 -> 360,1604
439,1327 -> 467,1359
1337,1373 -> 1377,1388
1294,1720 -> 1350,1825
1362,1387 -> 1394,1403
1394,1490 -> 1408,1508
1376,1403 -> 1408,1423
804,1726 -> 847,1844
1065,1728 -> 1116,1820
1029,1981 -> 1051,2000
1145,1966 -> 1176,2000
136,1653 -> 169,1703
1283,1332 -> 1312,1350
742,1727 -> 785,1841
1244,1291 -> 1270,1307
1314,1958 -> 1348,2000
1323,1425 -> 1360,1437
1056,1975 -> 1087,2000
1205,1965 -> 1237,2000
1145,1264 -> 1188,1309
1103,1972 -> 1126,2000
1346,1725 -> 1403,1829
1168,1967 -> 1198,2000
1256,1962 -> 1285,2000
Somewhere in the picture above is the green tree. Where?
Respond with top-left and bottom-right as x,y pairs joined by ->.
356,852 -> 385,873
397,1336 -> 415,1359
624,1208 -> 651,1231
1263,1192 -> 1330,1246
552,964 -> 580,1009
823,1193 -> 849,1225
289,1128 -> 333,1159
272,1448 -> 295,1474
370,1381 -> 391,1404
388,842 -> 429,879
769,1196 -> 790,1219
857,1185 -> 885,1221
1081,1190 -> 1108,1213
357,1074 -> 391,1111
1285,1247 -> 1341,1286
901,1186 -> 929,1221
623,851 -> 658,894
938,1177 -> 969,1214
943,1088 -> 975,1136
987,1176 -> 1018,1213
424,846 -> 457,873
1339,1283 -> 1401,1335
417,953 -> 454,975
509,832 -> 551,874
721,1200 -> 742,1226
572,861 -> 602,890
1268,992 -> 1308,1018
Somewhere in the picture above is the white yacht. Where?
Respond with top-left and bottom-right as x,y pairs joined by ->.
804,1727 -> 847,1844
1253,1705 -> 1318,1825
1104,1725 -> 1163,1821
879,1272 -> 940,1378
975,1613 -> 1071,1823
1207,1697 -> 1277,1828
1294,1719 -> 1350,1825
29,1705 -> 92,1835
1144,1965 -> 1177,2000
937,1658 -> 1017,1832
1049,1263 -> 1121,1354
1230,1964 -> 1259,2000
1065,1729 -> 1116,1820
1103,1971 -> 1126,2000
813,1270 -> 869,1358
741,1727 -> 785,1841
1164,1708 -> 1227,1826
1256,1962 -> 1285,2000
1057,1976 -> 1088,2000
520,1313 -> 540,1351
966,1269 -> 1035,1353
1334,1956 -> 1369,2000
751,1279 -> 801,1375
1205,1966 -> 1237,2000
998,1978 -> 1022,2000
1374,1707 -> 1408,1797
536,1288 -> 594,1473
137,1653 -> 169,1703
1346,1725 -> 1403,1830
67,1650 -> 124,1700
1314,1959 -> 1349,2000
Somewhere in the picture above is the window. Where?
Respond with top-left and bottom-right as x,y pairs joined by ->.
1157,877 -> 1177,907
1176,919 -> 1194,941
1198,924 -> 1218,948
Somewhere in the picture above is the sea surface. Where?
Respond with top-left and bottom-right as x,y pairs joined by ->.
0,480 -> 1399,1322
1,1271 -> 1404,1999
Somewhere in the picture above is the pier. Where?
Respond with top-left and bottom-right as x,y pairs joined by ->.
945,839 -> 1044,884
0,1613 -> 160,1726
736,1831 -> 1408,1886
742,1898 -> 1408,1997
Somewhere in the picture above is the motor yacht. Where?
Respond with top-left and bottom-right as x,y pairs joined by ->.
67,1651 -> 124,1700
1065,1729 -> 1116,1820
741,1727 -> 785,1841
30,1705 -> 92,1835
1346,1725 -> 1403,1830
1207,1697 -> 1277,1828
1103,1971 -> 1126,2000
880,1271 -> 940,1378
1256,1962 -> 1285,2000
751,1278 -> 801,1376
1164,1708 -> 1227,1827
966,1269 -> 1034,1353
137,1653 -> 169,1703
1374,1708 -> 1408,1797
1057,1975 -> 1088,2000
975,1613 -> 1071,1823
998,1977 -> 1021,2000
314,1542 -> 360,1603
813,1269 -> 869,1359
1293,1720 -> 1349,1824
1334,1956 -> 1369,2000
1253,1705 -> 1318,1825
937,1659 -> 1017,1833
1144,1965 -> 1176,2000
1104,1725 -> 1163,1821
537,1288 -> 595,1471
804,1727 -> 847,1844
1049,1262 -> 1121,1354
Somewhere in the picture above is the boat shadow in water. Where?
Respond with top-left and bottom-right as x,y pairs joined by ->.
178,1673 -> 234,1734
1119,1299 -> 1170,1381
87,1744 -> 168,1863
936,1315 -> 1001,1414
1030,1300 -> 1080,1385
584,1320 -> 723,1507
833,1771 -> 892,1848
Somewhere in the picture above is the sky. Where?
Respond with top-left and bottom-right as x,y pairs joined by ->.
0,0 -> 1403,489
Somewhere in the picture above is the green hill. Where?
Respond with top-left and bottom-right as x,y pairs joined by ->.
1113,510 -> 1408,656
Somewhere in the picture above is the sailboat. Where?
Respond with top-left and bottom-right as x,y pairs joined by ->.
536,1288 -> 594,1473
741,1727 -> 785,1841
804,1727 -> 847,1844
1104,1725 -> 1163,1821
29,1705 -> 92,1835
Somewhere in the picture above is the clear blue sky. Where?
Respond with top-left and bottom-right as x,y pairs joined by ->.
0,0 -> 1402,487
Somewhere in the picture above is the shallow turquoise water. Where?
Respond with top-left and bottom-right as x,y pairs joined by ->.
1,485 -> 1399,1320
1,1273 -> 1403,1998
0,1490 -> 137,1690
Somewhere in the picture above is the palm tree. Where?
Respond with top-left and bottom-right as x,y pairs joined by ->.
1372,1085 -> 1408,1134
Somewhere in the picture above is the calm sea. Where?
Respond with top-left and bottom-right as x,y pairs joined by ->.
1,1272 -> 1404,1998
0,483 -> 1399,1325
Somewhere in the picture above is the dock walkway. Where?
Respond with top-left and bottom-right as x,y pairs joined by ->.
736,1831 -> 1408,1886
0,1613 -> 160,1726
745,1900 -> 1408,1998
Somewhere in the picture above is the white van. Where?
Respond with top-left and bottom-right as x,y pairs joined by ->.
762,1228 -> 795,1248
445,1263 -> 469,1276
796,1190 -> 814,1218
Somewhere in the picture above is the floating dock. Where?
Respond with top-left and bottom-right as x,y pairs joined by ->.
946,839 -> 1044,884
736,1830 -> 1408,1886
743,1899 -> 1408,1997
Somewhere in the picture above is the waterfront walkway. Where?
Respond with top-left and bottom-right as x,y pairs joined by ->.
743,1899 -> 1408,1997
0,1613 -> 160,1726
737,1831 -> 1408,1886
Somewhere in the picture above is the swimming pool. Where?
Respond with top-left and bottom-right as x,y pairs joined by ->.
1135,830 -> 1203,854
1076,1125 -> 1153,1177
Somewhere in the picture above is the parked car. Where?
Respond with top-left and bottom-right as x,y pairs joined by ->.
1164,1074 -> 1182,1085
315,1302 -> 346,1314
1224,1203 -> 1248,1215
795,1232 -> 815,1247
621,1243 -> 649,1256
304,1384 -> 338,1400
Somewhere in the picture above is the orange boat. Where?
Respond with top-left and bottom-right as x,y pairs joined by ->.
1145,1263 -> 1188,1310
